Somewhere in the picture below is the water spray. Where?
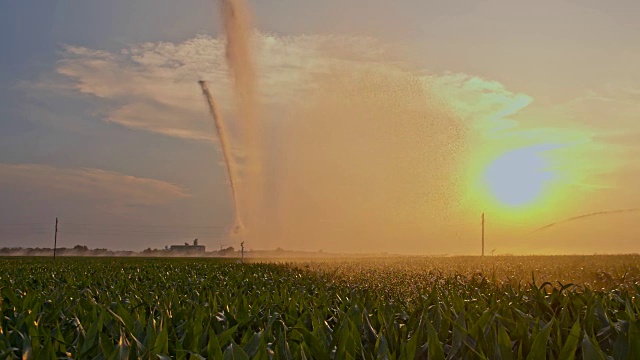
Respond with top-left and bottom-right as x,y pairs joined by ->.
198,80 -> 244,235
217,0 -> 259,237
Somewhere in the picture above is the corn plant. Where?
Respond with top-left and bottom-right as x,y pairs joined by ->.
1,256 -> 639,359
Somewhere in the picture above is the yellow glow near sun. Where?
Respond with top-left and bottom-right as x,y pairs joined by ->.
438,75 -> 613,226
461,133 -> 597,225
483,146 -> 557,208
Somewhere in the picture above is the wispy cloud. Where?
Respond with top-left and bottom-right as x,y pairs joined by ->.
423,73 -> 532,134
0,163 -> 189,208
563,89 -> 640,129
40,34 -> 537,142
49,35 -> 391,140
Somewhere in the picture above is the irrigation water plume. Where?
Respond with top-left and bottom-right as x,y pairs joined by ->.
204,0 -> 468,251
260,66 -> 468,251
198,80 -> 243,235
220,0 -> 256,121
218,0 -> 261,237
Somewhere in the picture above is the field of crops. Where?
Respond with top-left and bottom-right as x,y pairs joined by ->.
1,255 -> 640,359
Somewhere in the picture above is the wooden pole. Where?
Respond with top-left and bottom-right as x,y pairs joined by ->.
241,241 -> 245,264
54,217 -> 58,260
481,213 -> 485,257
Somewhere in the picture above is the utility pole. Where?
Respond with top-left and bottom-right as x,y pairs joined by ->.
241,241 -> 245,264
481,213 -> 485,257
53,217 -> 58,260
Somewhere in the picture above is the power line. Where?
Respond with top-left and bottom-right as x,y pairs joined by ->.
0,225 -> 51,230
57,231 -> 228,238
62,222 -> 228,229
0,222 -> 50,226
0,223 -> 228,231
0,221 -> 232,241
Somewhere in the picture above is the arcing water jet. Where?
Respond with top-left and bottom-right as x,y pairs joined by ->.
198,80 -> 244,235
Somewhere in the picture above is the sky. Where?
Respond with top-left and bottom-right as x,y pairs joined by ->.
1,0 -> 639,254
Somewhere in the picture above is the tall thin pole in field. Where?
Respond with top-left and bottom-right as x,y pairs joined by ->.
241,241 -> 245,264
53,217 -> 58,260
481,213 -> 485,257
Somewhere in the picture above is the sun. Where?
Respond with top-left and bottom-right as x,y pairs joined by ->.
461,142 -> 574,223
483,147 -> 556,208
459,105 -> 600,224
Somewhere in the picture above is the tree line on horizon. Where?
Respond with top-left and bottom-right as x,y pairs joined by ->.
0,245 -> 239,257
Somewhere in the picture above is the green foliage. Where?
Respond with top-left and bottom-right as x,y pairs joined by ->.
0,256 -> 639,358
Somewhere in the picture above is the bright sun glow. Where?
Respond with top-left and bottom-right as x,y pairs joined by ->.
483,147 -> 556,207
461,138 -> 589,225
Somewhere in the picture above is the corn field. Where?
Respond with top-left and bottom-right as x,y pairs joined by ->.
1,256 -> 640,359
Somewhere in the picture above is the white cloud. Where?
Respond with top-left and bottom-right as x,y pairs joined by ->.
45,34 -> 534,142
423,73 -> 532,134
52,35 -> 392,140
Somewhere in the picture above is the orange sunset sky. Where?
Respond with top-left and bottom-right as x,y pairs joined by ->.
1,0 -> 639,254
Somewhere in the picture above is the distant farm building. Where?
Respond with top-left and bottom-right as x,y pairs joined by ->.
170,239 -> 205,253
